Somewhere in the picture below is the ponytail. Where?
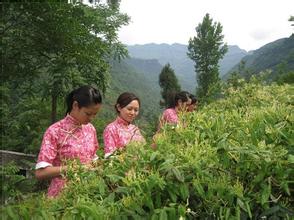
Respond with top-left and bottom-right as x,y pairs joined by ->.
65,85 -> 102,115
65,91 -> 75,115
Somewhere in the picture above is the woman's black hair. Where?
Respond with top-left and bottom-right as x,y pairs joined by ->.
115,92 -> 140,113
65,85 -> 102,115
189,94 -> 198,105
168,91 -> 190,108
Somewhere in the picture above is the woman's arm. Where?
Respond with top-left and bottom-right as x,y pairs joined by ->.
35,166 -> 67,180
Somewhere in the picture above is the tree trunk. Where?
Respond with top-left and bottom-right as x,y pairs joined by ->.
51,94 -> 57,124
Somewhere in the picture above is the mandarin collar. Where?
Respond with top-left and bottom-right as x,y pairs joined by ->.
66,114 -> 82,126
116,116 -> 130,126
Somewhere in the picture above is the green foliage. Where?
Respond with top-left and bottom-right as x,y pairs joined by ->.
1,162 -> 37,205
226,72 -> 244,89
226,36 -> 294,82
0,84 -> 55,153
276,71 -> 294,85
1,1 -> 131,153
159,63 -> 181,108
2,1 -> 129,123
289,15 -> 294,26
2,82 -> 293,219
188,13 -> 228,101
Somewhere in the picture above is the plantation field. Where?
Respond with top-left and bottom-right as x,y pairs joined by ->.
2,82 -> 294,219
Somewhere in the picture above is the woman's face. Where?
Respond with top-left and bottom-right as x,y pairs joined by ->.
188,102 -> 198,112
71,101 -> 102,124
117,100 -> 140,123
177,98 -> 192,111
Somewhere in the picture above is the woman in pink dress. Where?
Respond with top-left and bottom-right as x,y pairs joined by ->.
187,94 -> 198,112
158,91 -> 192,130
35,85 -> 102,197
103,92 -> 145,158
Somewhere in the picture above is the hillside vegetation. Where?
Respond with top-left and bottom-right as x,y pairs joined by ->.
2,82 -> 293,219
225,35 -> 294,80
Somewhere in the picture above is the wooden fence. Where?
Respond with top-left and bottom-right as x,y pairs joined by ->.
0,150 -> 36,177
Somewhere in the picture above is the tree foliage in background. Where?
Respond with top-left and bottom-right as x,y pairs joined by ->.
289,15 -> 294,26
1,1 -> 129,153
2,1 -> 129,123
158,63 -> 181,108
228,60 -> 254,84
188,13 -> 228,101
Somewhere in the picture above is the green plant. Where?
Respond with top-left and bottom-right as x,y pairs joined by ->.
1,162 -> 37,205
2,82 -> 293,219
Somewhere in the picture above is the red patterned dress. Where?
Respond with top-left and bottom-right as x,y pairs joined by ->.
161,108 -> 178,125
36,115 -> 99,197
103,116 -> 145,158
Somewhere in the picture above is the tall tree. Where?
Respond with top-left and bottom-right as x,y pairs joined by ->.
289,15 -> 294,31
187,13 -> 228,100
1,1 -> 129,153
289,15 -> 294,24
2,1 -> 129,123
159,63 -> 181,108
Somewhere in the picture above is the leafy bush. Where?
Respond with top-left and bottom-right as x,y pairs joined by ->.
1,162 -> 38,205
1,83 -> 293,219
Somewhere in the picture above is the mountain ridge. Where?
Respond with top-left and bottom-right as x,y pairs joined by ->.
224,36 -> 294,80
127,43 -> 248,91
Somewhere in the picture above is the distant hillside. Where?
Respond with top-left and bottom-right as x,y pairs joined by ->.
127,43 -> 247,92
225,35 -> 294,80
219,45 -> 248,74
127,43 -> 194,91
124,58 -> 163,91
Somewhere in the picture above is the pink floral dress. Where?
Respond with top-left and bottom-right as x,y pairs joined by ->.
35,115 -> 99,197
161,108 -> 178,125
103,116 -> 145,157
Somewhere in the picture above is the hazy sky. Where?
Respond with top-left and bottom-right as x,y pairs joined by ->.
118,0 -> 294,51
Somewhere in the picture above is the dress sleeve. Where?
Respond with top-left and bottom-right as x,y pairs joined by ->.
162,109 -> 177,124
164,109 -> 172,123
35,127 -> 58,169
103,125 -> 117,158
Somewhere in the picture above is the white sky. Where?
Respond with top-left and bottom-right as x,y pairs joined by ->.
118,0 -> 294,51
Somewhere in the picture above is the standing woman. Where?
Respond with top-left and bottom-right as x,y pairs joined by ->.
158,91 -> 191,130
35,85 -> 102,197
103,92 -> 145,158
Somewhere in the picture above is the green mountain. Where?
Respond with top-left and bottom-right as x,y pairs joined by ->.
127,43 -> 247,92
127,43 -> 194,92
124,58 -> 163,91
219,45 -> 248,75
225,35 -> 294,80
